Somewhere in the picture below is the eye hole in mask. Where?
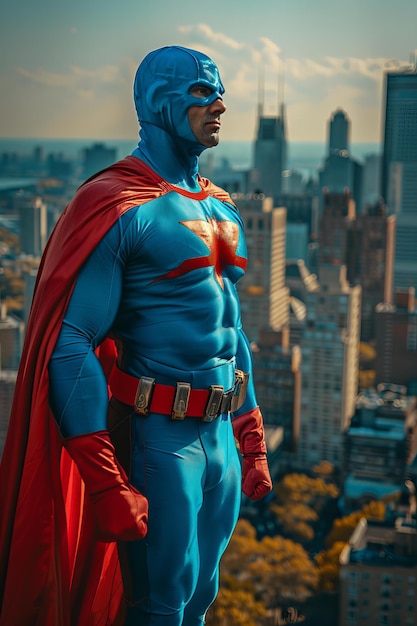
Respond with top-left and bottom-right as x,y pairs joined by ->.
188,82 -> 223,108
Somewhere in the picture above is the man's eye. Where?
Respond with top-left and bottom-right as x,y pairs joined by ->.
192,86 -> 212,98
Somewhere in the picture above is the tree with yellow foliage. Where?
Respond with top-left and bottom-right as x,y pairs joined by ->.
271,502 -> 318,542
314,541 -> 347,592
213,519 -> 318,620
205,587 -> 266,626
314,499 -> 386,592
324,500 -> 385,547
274,473 -> 339,513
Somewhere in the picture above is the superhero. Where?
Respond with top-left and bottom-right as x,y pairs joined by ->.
0,46 -> 272,626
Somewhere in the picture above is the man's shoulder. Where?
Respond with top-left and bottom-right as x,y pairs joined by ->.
77,156 -> 168,204
198,176 -> 235,206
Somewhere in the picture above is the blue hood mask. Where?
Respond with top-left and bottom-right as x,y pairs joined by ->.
132,46 -> 225,190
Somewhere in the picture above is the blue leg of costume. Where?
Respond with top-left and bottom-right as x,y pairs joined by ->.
121,412 -> 241,626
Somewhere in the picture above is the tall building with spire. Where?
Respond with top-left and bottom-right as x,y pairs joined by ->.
381,64 -> 417,290
250,101 -> 287,199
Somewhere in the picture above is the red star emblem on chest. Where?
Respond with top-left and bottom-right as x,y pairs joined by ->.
154,217 -> 247,289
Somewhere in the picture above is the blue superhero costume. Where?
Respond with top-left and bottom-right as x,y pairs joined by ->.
46,46 -> 271,625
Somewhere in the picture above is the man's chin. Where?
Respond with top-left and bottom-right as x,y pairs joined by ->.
203,133 -> 220,148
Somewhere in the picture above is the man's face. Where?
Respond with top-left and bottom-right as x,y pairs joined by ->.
187,85 -> 227,148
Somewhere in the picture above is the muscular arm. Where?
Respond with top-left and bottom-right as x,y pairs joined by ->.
232,322 -> 257,417
231,310 -> 273,501
49,220 -> 125,438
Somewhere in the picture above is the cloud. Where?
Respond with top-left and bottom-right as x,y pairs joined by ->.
178,23 -> 243,51
16,64 -> 120,89
7,22 -> 415,143
172,24 -> 417,141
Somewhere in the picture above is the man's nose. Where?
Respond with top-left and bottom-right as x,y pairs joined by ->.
210,98 -> 227,114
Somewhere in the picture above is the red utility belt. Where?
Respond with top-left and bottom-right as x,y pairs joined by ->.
108,365 -> 248,422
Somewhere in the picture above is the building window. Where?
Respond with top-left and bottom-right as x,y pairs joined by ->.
407,317 -> 417,351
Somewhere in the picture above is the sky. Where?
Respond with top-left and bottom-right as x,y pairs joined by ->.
1,0 -> 417,145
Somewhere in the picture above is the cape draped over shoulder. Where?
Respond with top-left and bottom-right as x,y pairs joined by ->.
0,155 -> 234,626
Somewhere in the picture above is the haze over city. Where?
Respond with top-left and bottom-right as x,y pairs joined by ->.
2,0 -> 417,144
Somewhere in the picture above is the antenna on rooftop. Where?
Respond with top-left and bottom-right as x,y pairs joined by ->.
258,62 -> 265,118
278,54 -> 285,112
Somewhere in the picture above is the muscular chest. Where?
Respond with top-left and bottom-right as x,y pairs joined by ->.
128,192 -> 247,290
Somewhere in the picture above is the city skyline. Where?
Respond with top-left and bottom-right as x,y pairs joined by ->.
1,0 -> 417,144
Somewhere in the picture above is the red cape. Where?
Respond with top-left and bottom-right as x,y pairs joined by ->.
0,156 -> 233,626
0,157 -> 167,626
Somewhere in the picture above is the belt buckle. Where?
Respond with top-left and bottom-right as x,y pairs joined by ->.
230,369 -> 249,412
203,385 -> 224,422
171,382 -> 191,420
134,377 -> 155,415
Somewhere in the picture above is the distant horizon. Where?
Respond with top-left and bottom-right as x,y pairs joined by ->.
0,136 -> 382,175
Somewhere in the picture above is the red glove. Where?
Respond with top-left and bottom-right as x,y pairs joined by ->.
65,430 -> 148,542
232,407 -> 273,501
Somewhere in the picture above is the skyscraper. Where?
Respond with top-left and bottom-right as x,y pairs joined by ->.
236,199 -> 289,343
250,103 -> 287,198
381,66 -> 417,290
296,265 -> 361,470
375,287 -> 417,392
339,515 -> 417,626
319,109 -> 355,193
329,108 -> 349,156
318,191 -> 395,340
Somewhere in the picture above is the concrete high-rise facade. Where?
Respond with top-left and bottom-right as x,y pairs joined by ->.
381,67 -> 417,290
375,287 -> 417,393
296,265 -> 361,470
343,386 -> 417,511
82,142 -> 117,179
0,303 -> 24,369
270,207 -> 290,334
339,516 -> 417,626
318,192 -> 395,340
252,329 -> 301,472
14,192 -> 48,256
236,198 -> 289,343
0,372 -> 16,459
